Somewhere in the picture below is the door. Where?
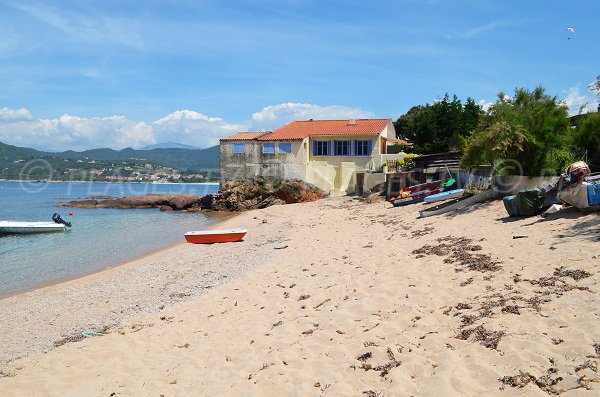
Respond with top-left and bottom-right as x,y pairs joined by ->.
356,172 -> 365,195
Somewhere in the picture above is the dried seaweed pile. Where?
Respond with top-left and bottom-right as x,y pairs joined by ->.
412,236 -> 502,272
500,367 -> 564,395
352,347 -> 402,377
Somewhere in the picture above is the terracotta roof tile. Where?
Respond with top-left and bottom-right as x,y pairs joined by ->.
256,118 -> 392,141
220,131 -> 271,141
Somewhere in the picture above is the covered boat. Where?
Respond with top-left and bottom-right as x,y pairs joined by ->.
185,228 -> 247,244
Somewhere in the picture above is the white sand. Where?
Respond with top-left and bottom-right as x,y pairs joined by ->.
1,197 -> 598,396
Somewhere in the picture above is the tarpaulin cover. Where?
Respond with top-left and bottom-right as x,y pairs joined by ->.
558,183 -> 589,210
503,195 -> 520,217
516,189 -> 544,216
587,183 -> 600,206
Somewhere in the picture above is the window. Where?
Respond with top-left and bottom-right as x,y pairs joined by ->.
334,140 -> 351,156
262,143 -> 275,154
278,143 -> 292,154
354,140 -> 372,156
233,143 -> 245,154
312,141 -> 329,156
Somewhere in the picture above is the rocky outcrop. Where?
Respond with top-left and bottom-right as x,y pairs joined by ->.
63,194 -> 203,211
199,179 -> 326,211
62,179 -> 325,212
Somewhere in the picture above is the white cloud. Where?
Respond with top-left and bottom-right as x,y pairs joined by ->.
0,107 -> 34,122
6,2 -> 144,50
0,112 -> 155,151
251,102 -> 373,131
0,103 -> 375,151
152,110 -> 244,148
446,20 -> 514,40
563,85 -> 599,116
478,99 -> 494,112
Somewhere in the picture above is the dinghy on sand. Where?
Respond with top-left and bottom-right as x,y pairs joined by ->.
185,228 -> 247,244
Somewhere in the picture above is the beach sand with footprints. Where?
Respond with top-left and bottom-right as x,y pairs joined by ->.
1,196 -> 598,396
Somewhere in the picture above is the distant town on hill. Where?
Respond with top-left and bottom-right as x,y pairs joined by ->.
0,141 -> 220,183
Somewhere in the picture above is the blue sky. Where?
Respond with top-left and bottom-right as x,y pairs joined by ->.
0,0 -> 598,150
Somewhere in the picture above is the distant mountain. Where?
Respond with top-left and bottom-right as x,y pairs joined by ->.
141,142 -> 199,150
0,141 -> 220,172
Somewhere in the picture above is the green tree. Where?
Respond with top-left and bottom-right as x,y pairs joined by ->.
572,112 -> 600,171
394,94 -> 483,154
461,86 -> 570,175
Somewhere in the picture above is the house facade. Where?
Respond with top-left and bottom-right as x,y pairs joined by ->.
220,118 -> 406,195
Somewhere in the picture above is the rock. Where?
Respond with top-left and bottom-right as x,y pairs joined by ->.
66,199 -> 98,208
256,196 -> 285,209
62,178 -> 325,213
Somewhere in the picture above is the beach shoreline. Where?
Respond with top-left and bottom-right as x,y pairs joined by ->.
0,211 -> 239,302
1,197 -> 598,396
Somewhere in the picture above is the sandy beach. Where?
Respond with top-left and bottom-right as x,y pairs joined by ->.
1,197 -> 598,396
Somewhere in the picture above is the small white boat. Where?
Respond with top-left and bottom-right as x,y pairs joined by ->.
0,221 -> 66,234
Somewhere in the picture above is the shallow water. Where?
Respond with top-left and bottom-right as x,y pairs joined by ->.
0,182 -> 222,296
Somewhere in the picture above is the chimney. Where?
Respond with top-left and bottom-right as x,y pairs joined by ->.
348,118 -> 356,125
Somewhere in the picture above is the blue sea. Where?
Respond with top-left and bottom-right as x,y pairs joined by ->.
0,181 -> 221,297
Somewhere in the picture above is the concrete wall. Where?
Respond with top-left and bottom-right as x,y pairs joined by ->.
492,175 -> 559,196
220,140 -> 306,182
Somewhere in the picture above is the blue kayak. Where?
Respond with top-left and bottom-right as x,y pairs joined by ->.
423,189 -> 464,203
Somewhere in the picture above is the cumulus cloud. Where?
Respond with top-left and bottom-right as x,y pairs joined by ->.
251,102 -> 373,131
562,85 -> 599,116
152,110 -> 244,148
0,103 -> 375,151
0,113 -> 156,151
0,107 -> 34,122
477,99 -> 494,112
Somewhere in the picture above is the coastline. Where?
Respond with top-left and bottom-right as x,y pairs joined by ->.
0,211 -> 239,301
0,179 -> 220,185
0,206 -> 261,368
1,197 -> 598,395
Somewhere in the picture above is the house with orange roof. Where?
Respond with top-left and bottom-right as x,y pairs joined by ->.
219,118 -> 408,195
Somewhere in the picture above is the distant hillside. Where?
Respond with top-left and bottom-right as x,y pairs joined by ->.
0,141 -> 219,172
141,142 -> 199,150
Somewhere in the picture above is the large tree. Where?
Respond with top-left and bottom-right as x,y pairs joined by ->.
571,112 -> 600,172
394,94 -> 483,154
461,86 -> 571,175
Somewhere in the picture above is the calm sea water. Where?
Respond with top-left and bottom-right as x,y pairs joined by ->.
0,181 -> 221,297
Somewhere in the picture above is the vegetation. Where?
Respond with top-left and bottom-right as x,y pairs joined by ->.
0,141 -> 219,182
460,87 -> 571,175
394,94 -> 483,154
571,112 -> 600,171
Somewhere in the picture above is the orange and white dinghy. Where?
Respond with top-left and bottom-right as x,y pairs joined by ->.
184,228 -> 247,244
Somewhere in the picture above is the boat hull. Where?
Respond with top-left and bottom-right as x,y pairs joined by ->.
184,228 -> 247,244
423,189 -> 465,203
0,221 -> 65,234
393,189 -> 440,207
